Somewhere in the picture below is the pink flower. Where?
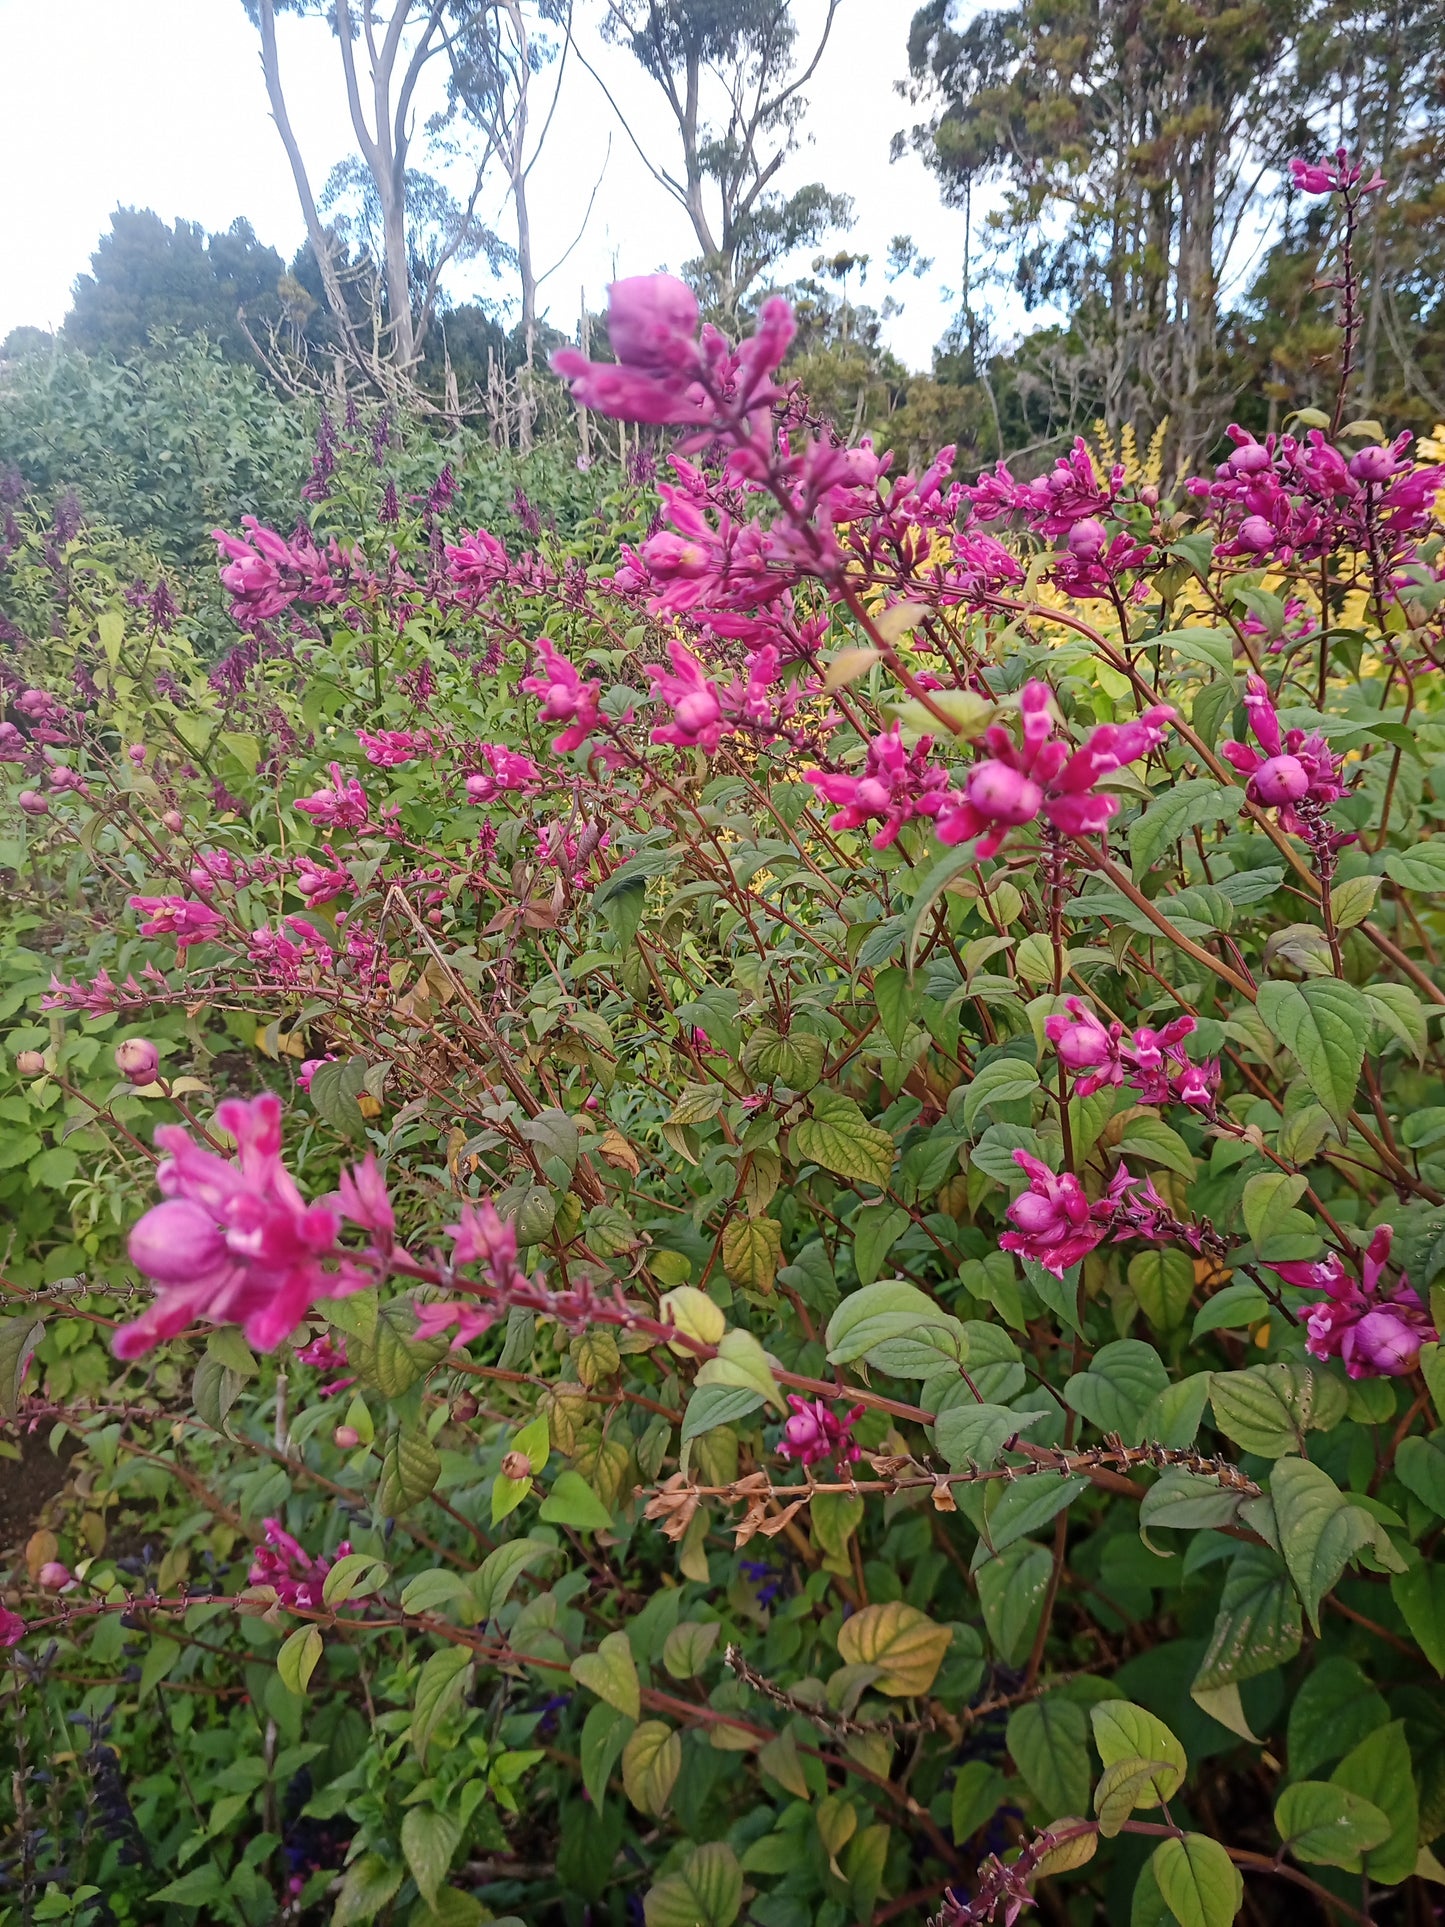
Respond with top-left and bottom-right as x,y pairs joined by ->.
249,1518 -> 351,1612
778,1395 -> 865,1467
357,728 -> 430,767
337,1153 -> 395,1250
114,1093 -> 365,1358
1221,675 -> 1350,834
412,1300 -> 498,1349
129,895 -> 228,953
1045,1000 -> 1218,1113
647,640 -> 726,752
17,790 -> 47,816
444,527 -> 512,599
115,1039 -> 160,1085
936,682 -> 1173,856
212,518 -> 353,623
553,275 -> 712,426
298,1055 -> 335,1093
0,722 -> 31,762
295,763 -> 369,830
465,744 -> 545,802
0,1607 -> 25,1647
1000,1151 -> 1110,1276
521,638 -> 604,754
1275,1226 -> 1435,1378
294,858 -> 352,906
38,1562 -> 74,1592
1290,151 -> 1386,197
804,723 -> 954,849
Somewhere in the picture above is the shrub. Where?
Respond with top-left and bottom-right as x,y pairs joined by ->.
3,163 -> 1445,1926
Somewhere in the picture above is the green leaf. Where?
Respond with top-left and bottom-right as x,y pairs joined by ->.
148,1866 -> 228,1906
935,1402 -> 1043,1470
981,1469 -> 1086,1554
951,1760 -> 1006,1843
977,1541 -> 1054,1666
662,1619 -> 722,1680
1209,1363 -> 1319,1458
1140,1469 -> 1247,1535
874,966 -> 921,1054
1329,873 -> 1381,931
520,1107 -> 579,1171
0,1315 -> 42,1418
401,1806 -> 460,1911
962,1056 -> 1041,1133
1256,978 -> 1370,1130
1384,843 -> 1445,892
378,1427 -> 441,1515
1006,1697 -> 1091,1819
1287,1657 -> 1390,1778
741,1027 -> 825,1090
1064,1341 -> 1170,1445
675,987 -> 742,1060
1392,1563 -> 1445,1675
470,1538 -> 556,1623
1096,1758 -> 1179,1838
1274,1781 -> 1392,1871
1130,1248 -> 1195,1332
681,1383 -> 765,1443
825,1279 -> 953,1366
621,1720 -> 682,1816
1242,1171 -> 1308,1246
1150,1834 -> 1242,1927
399,1570 -> 471,1616
1116,1115 -> 1196,1178
276,1624 -> 322,1696
1131,778 -> 1238,873
410,1646 -> 472,1765
539,1469 -> 613,1530
1090,1701 -> 1186,1803
1367,983 -> 1428,1062
1331,1721 -> 1419,1884
693,1328 -> 783,1411
1164,625 -> 1236,678
332,1854 -> 404,1924
309,1055 -> 368,1137
850,1201 -> 912,1287
1271,1456 -> 1373,1630
1192,1285 -> 1269,1338
571,1630 -> 640,1720
580,1700 -> 633,1809
1395,1434 -> 1445,1516
720,1216 -> 782,1293
643,1842 -> 743,1927
836,1600 -> 952,1696
790,1090 -> 895,1189
1193,1547 -> 1302,1691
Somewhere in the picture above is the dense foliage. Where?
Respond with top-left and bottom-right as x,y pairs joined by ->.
6,160 -> 1445,1927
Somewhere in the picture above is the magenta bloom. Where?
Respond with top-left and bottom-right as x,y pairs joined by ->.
212,518 -> 352,622
0,1607 -> 25,1648
1000,1151 -> 1110,1275
1274,1226 -> 1435,1378
295,763 -> 370,830
1290,151 -> 1386,198
249,1518 -> 352,1612
647,640 -> 726,752
465,744 -> 545,803
129,895 -> 228,953
297,1054 -> 336,1093
0,722 -> 30,762
1048,1001 -> 1220,1114
805,723 -> 954,849
778,1395 -> 865,1467
521,638 -> 605,754
1221,675 -> 1349,834
357,728 -> 430,767
445,527 -> 512,598
294,858 -> 352,906
115,1038 -> 160,1085
115,1093 -> 368,1358
936,682 -> 1173,856
553,275 -> 712,426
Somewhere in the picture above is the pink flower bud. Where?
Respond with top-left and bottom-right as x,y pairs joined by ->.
1237,515 -> 1276,553
1138,485 -> 1159,508
1250,754 -> 1310,805
1348,444 -> 1396,484
333,1425 -> 361,1449
17,791 -> 48,816
128,1198 -> 227,1285
606,274 -> 701,373
501,1450 -> 533,1481
162,810 -> 184,834
38,1562 -> 73,1591
964,760 -> 1044,826
114,1038 -> 160,1085
127,745 -> 147,764
1229,441 -> 1271,474
1066,517 -> 1108,560
1348,1307 -> 1423,1377
15,1050 -> 46,1076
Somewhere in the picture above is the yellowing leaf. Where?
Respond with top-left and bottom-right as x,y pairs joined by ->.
836,1602 -> 951,1698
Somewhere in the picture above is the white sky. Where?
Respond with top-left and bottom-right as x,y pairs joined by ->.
0,0 -> 1013,374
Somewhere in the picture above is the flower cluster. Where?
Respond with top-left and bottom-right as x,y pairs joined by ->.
115,1094 -> 370,1357
212,518 -> 363,625
1276,1226 -> 1436,1377
1046,1001 -> 1219,1111
1001,1152 -> 1205,1276
1220,675 -> 1350,835
777,1396 -> 865,1467
248,1518 -> 351,1612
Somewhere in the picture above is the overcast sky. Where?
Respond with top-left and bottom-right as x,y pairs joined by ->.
0,0 -> 1020,373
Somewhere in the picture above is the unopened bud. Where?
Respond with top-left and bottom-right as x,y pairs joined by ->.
17,791 -> 48,816
15,1051 -> 46,1076
451,1393 -> 479,1422
114,1038 -> 160,1085
501,1450 -> 533,1481
333,1425 -> 361,1450
1139,485 -> 1159,509
161,809 -> 183,834
38,1562 -> 73,1592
